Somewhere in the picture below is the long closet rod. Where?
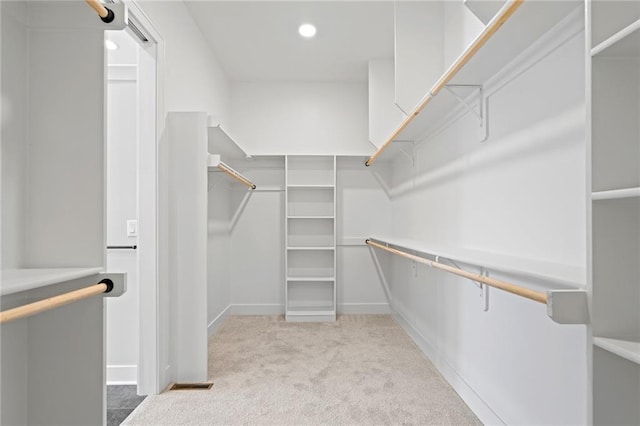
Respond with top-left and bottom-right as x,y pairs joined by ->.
0,279 -> 114,325
365,0 -> 524,167
85,0 -> 115,23
217,162 -> 257,190
366,239 -> 547,304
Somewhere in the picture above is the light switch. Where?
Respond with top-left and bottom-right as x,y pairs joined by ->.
127,220 -> 138,237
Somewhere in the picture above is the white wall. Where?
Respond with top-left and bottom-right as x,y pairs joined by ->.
231,82 -> 371,155
384,18 -> 587,425
394,1 -> 444,113
368,59 -> 405,148
337,158 -> 391,313
1,1 -> 27,270
138,0 -> 231,125
207,182 -> 231,331
443,1 -> 484,68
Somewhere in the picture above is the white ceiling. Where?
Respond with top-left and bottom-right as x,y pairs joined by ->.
184,1 -> 395,82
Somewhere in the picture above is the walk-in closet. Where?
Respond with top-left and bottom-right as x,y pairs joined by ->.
1,0 -> 638,425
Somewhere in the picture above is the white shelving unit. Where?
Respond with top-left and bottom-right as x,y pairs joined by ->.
588,2 -> 640,424
285,156 -> 337,322
0,2 -> 127,423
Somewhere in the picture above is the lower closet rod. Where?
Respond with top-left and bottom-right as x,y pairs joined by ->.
366,239 -> 547,304
0,279 -> 114,325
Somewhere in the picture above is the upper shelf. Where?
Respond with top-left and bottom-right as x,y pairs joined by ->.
592,18 -> 640,57
207,115 -> 251,163
366,0 -> 581,166
1,267 -> 104,296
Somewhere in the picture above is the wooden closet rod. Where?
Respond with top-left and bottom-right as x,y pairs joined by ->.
218,163 -> 257,190
0,279 -> 114,325
366,239 -> 547,304
85,0 -> 115,23
365,0 -> 524,167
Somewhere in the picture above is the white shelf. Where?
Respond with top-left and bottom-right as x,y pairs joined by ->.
287,184 -> 335,189
287,215 -> 334,220
1,267 -> 104,296
287,247 -> 335,251
592,18 -> 640,57
287,277 -> 335,282
385,0 -> 582,145
592,187 -> 640,201
368,236 -> 585,287
593,337 -> 640,365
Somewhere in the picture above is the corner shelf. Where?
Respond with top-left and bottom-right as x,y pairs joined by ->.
1,267 -> 104,296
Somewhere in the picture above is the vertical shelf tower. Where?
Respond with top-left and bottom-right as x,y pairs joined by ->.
285,156 -> 337,322
588,1 -> 640,424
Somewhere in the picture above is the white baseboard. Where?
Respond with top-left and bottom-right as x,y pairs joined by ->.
107,365 -> 137,385
230,304 -> 284,315
227,303 -> 390,316
208,305 -> 232,336
391,304 -> 504,426
338,302 -> 390,314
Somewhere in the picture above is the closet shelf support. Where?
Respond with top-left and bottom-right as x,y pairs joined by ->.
443,84 -> 489,143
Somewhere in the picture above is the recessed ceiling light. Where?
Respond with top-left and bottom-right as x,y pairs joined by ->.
105,40 -> 119,50
298,23 -> 317,38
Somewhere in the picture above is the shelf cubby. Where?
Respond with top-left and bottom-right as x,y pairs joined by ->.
591,3 -> 640,50
286,156 -> 335,186
287,187 -> 334,217
591,54 -> 640,192
591,198 -> 640,340
287,250 -> 334,280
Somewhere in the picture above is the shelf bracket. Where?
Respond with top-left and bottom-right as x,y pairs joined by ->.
444,84 -> 489,143
436,256 -> 489,311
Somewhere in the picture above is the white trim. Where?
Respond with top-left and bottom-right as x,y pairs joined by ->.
107,365 -> 137,385
230,304 -> 284,315
338,303 -> 390,314
107,64 -> 137,81
391,304 -> 505,426
118,0 -> 165,397
207,305 -> 231,336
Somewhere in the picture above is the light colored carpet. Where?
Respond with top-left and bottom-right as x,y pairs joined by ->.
124,315 -> 481,425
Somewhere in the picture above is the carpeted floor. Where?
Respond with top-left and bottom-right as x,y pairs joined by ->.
123,315 -> 481,425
